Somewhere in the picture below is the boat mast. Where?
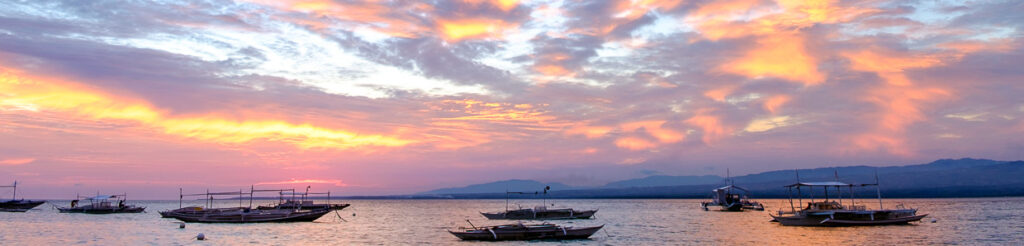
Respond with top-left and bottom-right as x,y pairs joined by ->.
249,185 -> 254,209
11,181 -> 16,200
787,186 -> 795,213
179,188 -> 183,209
834,169 -> 841,206
795,170 -> 802,207
875,169 -> 883,210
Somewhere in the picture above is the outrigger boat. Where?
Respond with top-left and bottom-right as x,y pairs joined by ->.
160,186 -> 338,223
481,186 -> 597,220
700,185 -> 764,211
769,170 -> 927,226
700,170 -> 764,211
1,181 -> 46,212
254,187 -> 350,211
449,220 -> 604,241
57,193 -> 145,214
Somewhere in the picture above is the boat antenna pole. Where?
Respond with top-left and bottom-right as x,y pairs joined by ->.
795,170 -> 802,207
875,168 -> 883,210
835,169 -> 841,206
179,188 -> 183,209
11,180 -> 16,200
505,187 -> 509,213
249,185 -> 254,209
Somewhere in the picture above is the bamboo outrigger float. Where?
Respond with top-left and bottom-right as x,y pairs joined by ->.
770,170 -> 927,226
0,181 -> 46,212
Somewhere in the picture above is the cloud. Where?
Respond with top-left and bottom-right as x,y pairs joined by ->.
0,158 -> 35,166
256,179 -> 348,187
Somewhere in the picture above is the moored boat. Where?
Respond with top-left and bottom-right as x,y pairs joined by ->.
1,181 -> 46,212
254,188 -> 350,211
482,186 -> 597,220
481,206 -> 597,220
160,186 -> 337,223
700,185 -> 763,212
57,194 -> 145,214
770,170 -> 927,226
449,221 -> 604,241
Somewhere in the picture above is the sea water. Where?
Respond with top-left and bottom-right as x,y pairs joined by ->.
2,198 -> 1022,245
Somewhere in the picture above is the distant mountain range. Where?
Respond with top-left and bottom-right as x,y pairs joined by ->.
407,158 -> 1024,199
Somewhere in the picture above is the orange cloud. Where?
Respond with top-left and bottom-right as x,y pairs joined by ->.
0,69 -> 413,150
462,0 -> 520,11
763,95 -> 791,114
615,137 -> 657,151
840,49 -> 952,155
437,18 -> 517,42
565,123 -> 613,139
719,33 -> 825,86
256,178 -> 348,187
620,120 -> 684,143
685,110 -> 730,144
0,158 -> 35,166
704,85 -> 738,102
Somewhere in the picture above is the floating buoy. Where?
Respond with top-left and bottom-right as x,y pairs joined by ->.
174,222 -> 186,229
196,233 -> 206,240
931,218 -> 938,223
352,213 -> 356,216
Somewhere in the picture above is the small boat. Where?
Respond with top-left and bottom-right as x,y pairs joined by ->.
1,181 -> 46,212
449,221 -> 604,241
769,170 -> 927,226
254,188 -> 350,211
257,200 -> 350,210
57,194 -> 145,214
162,206 -> 332,223
161,187 -> 337,223
482,186 -> 597,220
481,206 -> 597,220
700,185 -> 764,211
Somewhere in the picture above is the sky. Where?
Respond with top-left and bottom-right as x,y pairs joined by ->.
0,0 -> 1022,199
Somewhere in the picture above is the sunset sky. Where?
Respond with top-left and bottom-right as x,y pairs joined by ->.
1,0 -> 1021,198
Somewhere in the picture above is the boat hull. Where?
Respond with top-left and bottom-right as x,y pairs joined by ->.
58,207 -> 146,214
450,225 -> 603,241
481,209 -> 597,220
163,208 -> 332,223
771,210 -> 926,226
0,200 -> 45,212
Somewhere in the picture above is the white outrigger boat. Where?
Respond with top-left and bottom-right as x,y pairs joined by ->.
770,171 -> 927,226
701,185 -> 764,211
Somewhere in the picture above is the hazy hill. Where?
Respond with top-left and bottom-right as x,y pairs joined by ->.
419,179 -> 572,195
409,158 -> 1024,198
603,175 -> 723,188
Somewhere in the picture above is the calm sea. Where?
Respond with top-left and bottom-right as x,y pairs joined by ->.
1,198 -> 1022,245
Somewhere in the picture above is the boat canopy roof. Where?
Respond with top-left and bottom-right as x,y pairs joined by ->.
713,185 -> 749,192
85,195 -> 118,200
784,181 -> 876,187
